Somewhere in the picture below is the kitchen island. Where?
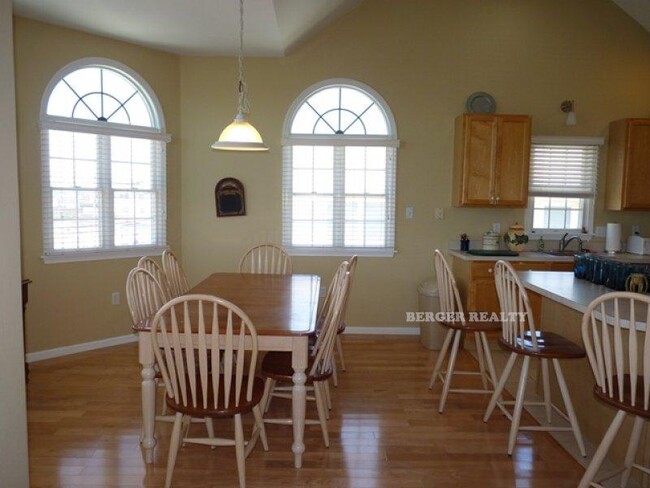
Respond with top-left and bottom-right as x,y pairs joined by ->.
518,271 -> 649,472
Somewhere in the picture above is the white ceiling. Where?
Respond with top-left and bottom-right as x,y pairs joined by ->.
11,0 -> 650,57
11,0 -> 362,57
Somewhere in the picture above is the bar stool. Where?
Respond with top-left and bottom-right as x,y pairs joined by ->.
428,250 -> 501,413
483,260 -> 586,456
579,292 -> 650,488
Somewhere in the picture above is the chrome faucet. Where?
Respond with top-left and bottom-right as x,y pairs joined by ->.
558,232 -> 584,252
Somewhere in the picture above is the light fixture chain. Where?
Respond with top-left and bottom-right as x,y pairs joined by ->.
237,0 -> 250,115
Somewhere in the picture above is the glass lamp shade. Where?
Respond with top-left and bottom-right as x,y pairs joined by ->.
211,113 -> 268,151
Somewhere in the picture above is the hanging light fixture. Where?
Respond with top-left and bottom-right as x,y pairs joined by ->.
211,0 -> 268,151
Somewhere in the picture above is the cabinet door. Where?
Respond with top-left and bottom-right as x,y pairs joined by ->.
461,116 -> 497,205
494,116 -> 531,207
623,120 -> 650,209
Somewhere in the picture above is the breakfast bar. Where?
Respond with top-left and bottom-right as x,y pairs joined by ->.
518,271 -> 650,469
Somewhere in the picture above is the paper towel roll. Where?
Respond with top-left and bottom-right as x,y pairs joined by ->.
605,223 -> 622,254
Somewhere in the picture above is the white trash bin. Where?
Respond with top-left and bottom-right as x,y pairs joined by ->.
417,279 -> 446,350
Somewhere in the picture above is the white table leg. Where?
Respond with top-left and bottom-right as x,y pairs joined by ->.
139,331 -> 157,463
291,336 -> 308,468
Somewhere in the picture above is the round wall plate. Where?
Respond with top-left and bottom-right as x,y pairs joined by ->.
466,92 -> 497,113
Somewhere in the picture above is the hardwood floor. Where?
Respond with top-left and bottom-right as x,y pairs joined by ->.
27,336 -> 584,487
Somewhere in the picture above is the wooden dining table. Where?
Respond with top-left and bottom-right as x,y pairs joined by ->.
133,272 -> 321,469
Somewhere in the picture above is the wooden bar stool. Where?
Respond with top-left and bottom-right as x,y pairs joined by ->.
579,292 -> 650,488
428,250 -> 501,413
483,260 -> 586,456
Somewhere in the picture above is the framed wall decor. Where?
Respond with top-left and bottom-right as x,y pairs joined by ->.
215,177 -> 246,217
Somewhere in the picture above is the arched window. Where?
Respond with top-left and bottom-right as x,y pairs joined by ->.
40,58 -> 169,263
282,79 -> 399,256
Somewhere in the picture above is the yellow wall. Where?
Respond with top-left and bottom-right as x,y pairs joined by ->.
13,18 -> 182,353
180,0 -> 650,328
13,0 -> 650,354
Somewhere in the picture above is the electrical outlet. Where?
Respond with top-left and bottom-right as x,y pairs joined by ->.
111,292 -> 120,305
406,206 -> 414,219
434,207 -> 444,220
492,222 -> 501,233
632,225 -> 640,235
319,285 -> 327,298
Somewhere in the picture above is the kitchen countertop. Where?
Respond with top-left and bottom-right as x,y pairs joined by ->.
518,270 -> 646,330
449,250 -> 574,262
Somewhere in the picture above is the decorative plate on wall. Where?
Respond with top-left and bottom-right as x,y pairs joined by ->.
465,92 -> 497,113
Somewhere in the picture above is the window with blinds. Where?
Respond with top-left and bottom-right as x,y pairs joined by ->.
526,137 -> 602,235
282,80 -> 399,256
40,59 -> 169,263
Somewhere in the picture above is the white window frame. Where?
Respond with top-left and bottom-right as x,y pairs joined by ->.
40,58 -> 171,264
525,136 -> 603,240
282,78 -> 399,257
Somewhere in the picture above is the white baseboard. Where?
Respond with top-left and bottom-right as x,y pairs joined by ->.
25,333 -> 138,363
24,326 -> 418,363
344,326 -> 420,336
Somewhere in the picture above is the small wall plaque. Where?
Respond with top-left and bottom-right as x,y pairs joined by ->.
215,177 -> 246,217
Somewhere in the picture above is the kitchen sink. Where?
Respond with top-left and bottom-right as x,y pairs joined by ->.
543,250 -> 585,256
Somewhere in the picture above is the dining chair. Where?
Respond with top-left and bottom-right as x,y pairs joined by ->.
137,256 -> 172,301
578,292 -> 650,488
428,250 -> 500,413
151,294 -> 268,488
126,267 -> 167,329
331,255 -> 357,387
483,260 -> 586,456
260,261 -> 350,447
162,249 -> 190,297
126,267 -> 174,422
239,243 -> 292,274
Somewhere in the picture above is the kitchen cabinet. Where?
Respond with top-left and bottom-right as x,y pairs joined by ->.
452,258 -> 573,325
605,118 -> 650,210
452,114 -> 531,207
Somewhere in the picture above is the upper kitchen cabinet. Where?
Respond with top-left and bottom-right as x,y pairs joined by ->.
605,118 -> 650,210
452,114 -> 531,207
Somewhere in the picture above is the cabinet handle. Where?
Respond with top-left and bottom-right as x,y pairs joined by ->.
488,268 -> 493,273
496,196 -> 501,202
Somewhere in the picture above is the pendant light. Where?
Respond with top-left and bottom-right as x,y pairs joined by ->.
211,0 -> 268,151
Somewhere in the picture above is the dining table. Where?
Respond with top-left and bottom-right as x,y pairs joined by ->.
133,272 -> 321,469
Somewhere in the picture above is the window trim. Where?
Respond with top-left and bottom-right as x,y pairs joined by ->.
525,136 -> 603,239
40,58 -> 170,263
282,79 -> 399,257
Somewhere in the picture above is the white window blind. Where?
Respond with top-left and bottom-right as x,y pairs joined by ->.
282,79 -> 399,256
42,130 -> 166,256
282,145 -> 396,254
40,59 -> 169,263
529,142 -> 599,198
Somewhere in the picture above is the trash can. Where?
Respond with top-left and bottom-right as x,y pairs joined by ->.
417,279 -> 446,350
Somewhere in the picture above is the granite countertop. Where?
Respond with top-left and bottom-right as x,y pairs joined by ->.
518,271 -> 646,330
448,250 -> 574,262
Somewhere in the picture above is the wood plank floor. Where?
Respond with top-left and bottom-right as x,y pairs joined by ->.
27,336 -> 584,487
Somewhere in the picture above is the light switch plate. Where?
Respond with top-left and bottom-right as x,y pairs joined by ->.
406,207 -> 414,219
492,222 -> 501,233
435,208 -> 444,220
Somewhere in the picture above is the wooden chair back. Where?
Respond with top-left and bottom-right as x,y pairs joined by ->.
314,260 -> 350,350
310,265 -> 350,379
494,260 -> 538,350
434,250 -> 465,326
138,256 -> 172,301
126,267 -> 167,326
162,250 -> 190,298
151,294 -> 259,411
581,292 -> 650,410
239,244 -> 292,275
